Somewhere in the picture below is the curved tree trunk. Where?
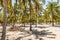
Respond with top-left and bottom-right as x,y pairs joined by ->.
1,0 -> 7,40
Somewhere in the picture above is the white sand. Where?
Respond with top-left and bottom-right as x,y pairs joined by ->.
0,24 -> 60,40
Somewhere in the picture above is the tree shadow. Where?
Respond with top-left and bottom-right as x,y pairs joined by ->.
16,29 -> 56,40
15,33 -> 32,40
31,30 -> 56,39
54,25 -> 60,27
37,26 -> 48,29
16,37 -> 22,40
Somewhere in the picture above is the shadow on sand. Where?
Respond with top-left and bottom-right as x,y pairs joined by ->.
54,25 -> 60,27
16,29 -> 56,40
31,30 -> 56,38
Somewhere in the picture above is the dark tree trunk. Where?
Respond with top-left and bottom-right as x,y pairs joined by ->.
51,10 -> 54,26
29,0 -> 32,31
51,0 -> 55,26
51,4 -> 54,26
35,4 -> 38,27
23,0 -> 26,27
52,20 -> 54,26
46,20 -> 48,24
12,22 -> 15,28
30,23 -> 32,31
1,0 -> 7,40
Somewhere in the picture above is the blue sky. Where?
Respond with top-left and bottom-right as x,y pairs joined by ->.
42,0 -> 57,9
12,0 -> 15,6
12,0 -> 57,9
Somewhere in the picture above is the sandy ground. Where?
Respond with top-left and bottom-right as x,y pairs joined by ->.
0,24 -> 60,40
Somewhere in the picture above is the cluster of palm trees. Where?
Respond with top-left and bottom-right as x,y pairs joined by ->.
0,0 -> 60,40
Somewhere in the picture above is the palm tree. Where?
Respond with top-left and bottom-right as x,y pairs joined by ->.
12,2 -> 16,28
46,2 -> 60,26
44,10 -> 49,24
7,0 -> 15,27
28,0 -> 32,31
33,0 -> 45,27
22,0 -> 26,27
11,0 -> 18,28
1,0 -> 7,40
34,0 -> 39,27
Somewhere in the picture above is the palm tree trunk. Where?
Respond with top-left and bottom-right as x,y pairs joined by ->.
12,0 -> 17,28
23,0 -> 26,27
52,13 -> 54,26
28,0 -> 32,31
1,0 -> 7,40
51,10 -> 54,26
35,4 -> 38,27
52,11 -> 54,26
46,19 -> 48,24
51,0 -> 54,26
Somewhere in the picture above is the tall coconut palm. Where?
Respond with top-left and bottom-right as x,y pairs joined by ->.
1,0 -> 7,40
33,0 -> 45,27
22,0 -> 26,27
44,9 -> 50,24
28,0 -> 32,31
7,0 -> 12,23
12,0 -> 18,28
47,2 -> 60,26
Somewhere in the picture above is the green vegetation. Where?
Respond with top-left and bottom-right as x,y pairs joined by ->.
0,0 -> 60,40
0,0 -> 60,25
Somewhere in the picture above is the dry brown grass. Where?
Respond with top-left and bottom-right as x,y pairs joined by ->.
8,26 -> 25,32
